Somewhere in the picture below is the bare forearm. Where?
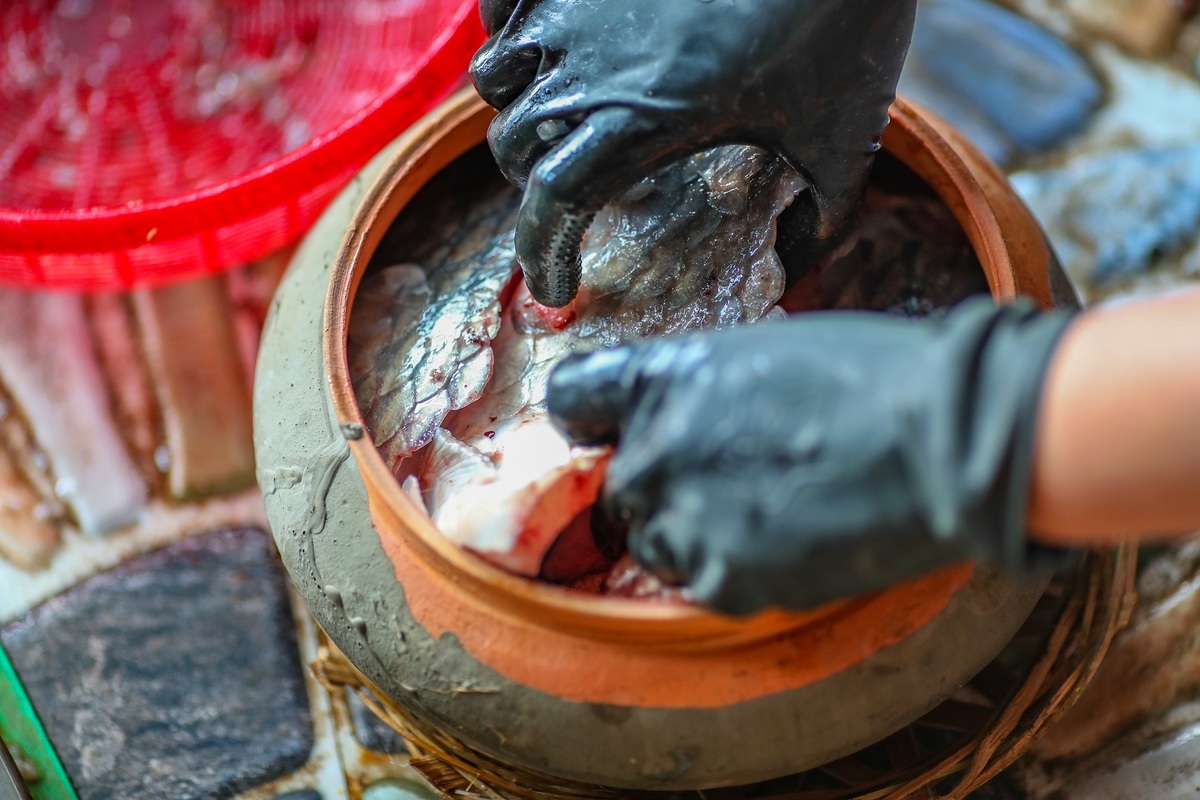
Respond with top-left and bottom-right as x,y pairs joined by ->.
1029,287 -> 1200,544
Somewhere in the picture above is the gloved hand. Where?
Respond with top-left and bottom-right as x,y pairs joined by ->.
470,0 -> 919,307
547,298 -> 1075,615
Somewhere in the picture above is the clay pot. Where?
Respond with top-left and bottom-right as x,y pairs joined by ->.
254,89 -> 1066,790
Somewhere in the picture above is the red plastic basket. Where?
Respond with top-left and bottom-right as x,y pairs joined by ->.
0,0 -> 485,291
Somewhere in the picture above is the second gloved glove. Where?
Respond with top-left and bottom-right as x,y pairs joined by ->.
547,297 -> 1075,615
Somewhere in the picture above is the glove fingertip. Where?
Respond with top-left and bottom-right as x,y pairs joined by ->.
547,349 -> 640,445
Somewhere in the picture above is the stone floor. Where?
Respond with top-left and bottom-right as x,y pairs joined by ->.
2,1 -> 1200,798
0,264 -> 440,800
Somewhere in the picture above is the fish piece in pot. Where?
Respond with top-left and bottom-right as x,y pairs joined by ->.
419,146 -> 805,578
353,145 -> 806,580
349,184 -> 520,470
351,147 -> 991,590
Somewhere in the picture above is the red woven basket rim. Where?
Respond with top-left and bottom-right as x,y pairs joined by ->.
0,0 -> 481,256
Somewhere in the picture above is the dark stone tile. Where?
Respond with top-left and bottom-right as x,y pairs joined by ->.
346,689 -> 408,755
0,528 -> 313,800
275,792 -> 322,800
900,0 -> 1103,167
1012,145 -> 1200,287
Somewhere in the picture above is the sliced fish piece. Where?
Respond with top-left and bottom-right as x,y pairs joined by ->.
353,147 -> 990,587
422,425 -> 610,576
418,146 -> 805,575
351,187 -> 520,467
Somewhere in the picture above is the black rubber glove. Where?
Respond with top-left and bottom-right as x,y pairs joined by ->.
470,0 -> 919,307
546,298 -> 1075,615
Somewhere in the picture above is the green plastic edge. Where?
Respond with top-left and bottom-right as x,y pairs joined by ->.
0,643 -> 78,800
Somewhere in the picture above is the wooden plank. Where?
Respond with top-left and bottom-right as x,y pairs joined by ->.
0,440 -> 57,571
226,250 -> 292,393
0,291 -> 146,536
0,384 -> 62,570
916,699 -> 996,733
817,755 -> 880,786
84,293 -> 164,492
133,276 -> 255,500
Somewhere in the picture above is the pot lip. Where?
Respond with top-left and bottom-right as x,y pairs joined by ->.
321,89 -> 1039,644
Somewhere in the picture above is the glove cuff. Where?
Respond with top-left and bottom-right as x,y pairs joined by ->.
918,297 -> 1076,574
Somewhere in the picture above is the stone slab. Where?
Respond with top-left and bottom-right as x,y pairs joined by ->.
0,528 -> 312,800
900,0 -> 1102,166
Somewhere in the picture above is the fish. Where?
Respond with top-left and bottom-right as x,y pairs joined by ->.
778,160 -> 989,316
349,183 -> 519,469
353,145 -> 806,581
351,148 -> 989,590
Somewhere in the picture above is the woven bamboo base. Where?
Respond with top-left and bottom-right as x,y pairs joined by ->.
314,547 -> 1136,800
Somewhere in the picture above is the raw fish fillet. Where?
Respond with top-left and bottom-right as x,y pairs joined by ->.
349,185 -> 519,469
352,149 -> 991,588
354,146 -> 804,577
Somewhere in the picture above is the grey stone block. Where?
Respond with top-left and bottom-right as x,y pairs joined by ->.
901,0 -> 1102,167
1,528 -> 312,800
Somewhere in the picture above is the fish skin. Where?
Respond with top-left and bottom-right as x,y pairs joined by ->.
350,187 -> 520,468
604,554 -> 685,599
778,178 -> 990,316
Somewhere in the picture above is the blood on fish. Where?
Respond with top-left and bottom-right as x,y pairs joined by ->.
353,149 -> 989,598
539,505 -> 614,585
569,572 -> 610,595
451,449 -> 611,577
522,295 -> 578,331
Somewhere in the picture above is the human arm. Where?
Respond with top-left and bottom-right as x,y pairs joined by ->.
1029,287 -> 1200,543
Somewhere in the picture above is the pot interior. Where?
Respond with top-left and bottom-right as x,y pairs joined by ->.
340,133 -> 992,627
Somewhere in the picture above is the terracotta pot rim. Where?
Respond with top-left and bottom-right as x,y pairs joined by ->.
321,89 -> 1051,646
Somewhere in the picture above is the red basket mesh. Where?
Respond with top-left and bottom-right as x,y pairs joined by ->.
0,0 -> 485,290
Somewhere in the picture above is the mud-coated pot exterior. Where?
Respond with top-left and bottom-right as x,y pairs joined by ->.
254,90 -> 1069,790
